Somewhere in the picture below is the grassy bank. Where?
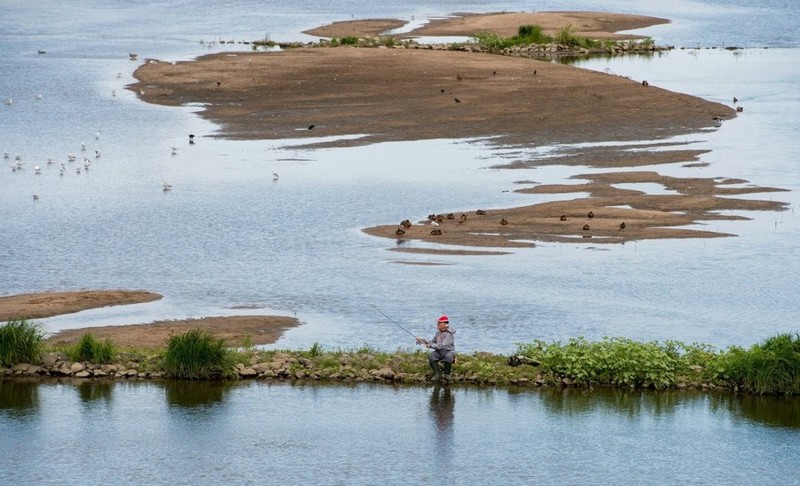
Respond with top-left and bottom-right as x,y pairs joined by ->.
1,319 -> 797,395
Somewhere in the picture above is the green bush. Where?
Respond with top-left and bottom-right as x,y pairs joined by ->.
517,337 -> 695,389
515,24 -> 550,44
340,36 -> 359,45
70,332 -> 116,364
472,32 -> 511,51
0,318 -> 44,366
711,333 -> 800,395
163,328 -> 234,380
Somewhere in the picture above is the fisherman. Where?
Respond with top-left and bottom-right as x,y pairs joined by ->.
417,315 -> 456,383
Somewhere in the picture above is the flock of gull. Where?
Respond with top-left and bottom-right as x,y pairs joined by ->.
5,51 -> 292,203
5,130 -> 104,201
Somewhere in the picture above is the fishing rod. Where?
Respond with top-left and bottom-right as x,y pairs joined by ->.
368,302 -> 419,340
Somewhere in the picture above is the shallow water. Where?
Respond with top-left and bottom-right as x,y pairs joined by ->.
1,1 -> 799,482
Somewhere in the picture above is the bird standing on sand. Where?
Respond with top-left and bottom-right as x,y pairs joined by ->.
587,211 -> 594,218
619,222 -> 626,230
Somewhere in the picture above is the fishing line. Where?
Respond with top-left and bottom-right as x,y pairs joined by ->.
367,302 -> 418,339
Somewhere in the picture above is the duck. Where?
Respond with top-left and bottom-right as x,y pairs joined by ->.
583,224 -> 590,231
458,214 -> 467,224
400,219 -> 412,229
395,228 -> 406,237
559,215 -> 567,221
619,222 -> 626,230
587,211 -> 594,219
500,218 -> 508,226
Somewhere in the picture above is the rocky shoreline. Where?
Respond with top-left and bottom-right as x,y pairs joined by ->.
1,349 -> 729,392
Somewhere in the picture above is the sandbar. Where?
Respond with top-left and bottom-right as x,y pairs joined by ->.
0,290 -> 162,321
45,315 -> 298,349
128,11 -> 788,250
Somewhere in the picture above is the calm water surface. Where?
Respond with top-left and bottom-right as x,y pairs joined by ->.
1,380 -> 798,485
1,1 -> 799,483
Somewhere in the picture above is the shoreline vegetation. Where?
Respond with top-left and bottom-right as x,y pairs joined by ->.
1,318 -> 798,396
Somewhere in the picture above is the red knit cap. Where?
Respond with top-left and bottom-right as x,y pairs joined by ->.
437,315 -> 449,323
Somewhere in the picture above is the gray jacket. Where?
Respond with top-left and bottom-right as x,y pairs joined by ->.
429,326 -> 455,353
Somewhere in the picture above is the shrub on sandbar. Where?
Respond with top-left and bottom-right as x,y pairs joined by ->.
163,328 -> 235,380
0,318 -> 44,366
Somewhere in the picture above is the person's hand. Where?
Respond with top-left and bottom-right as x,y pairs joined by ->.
416,337 -> 428,345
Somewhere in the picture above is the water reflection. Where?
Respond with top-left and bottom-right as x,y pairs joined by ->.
0,380 -> 39,419
77,380 -> 113,405
711,394 -> 800,429
429,385 -> 455,463
164,380 -> 232,409
530,387 -> 800,429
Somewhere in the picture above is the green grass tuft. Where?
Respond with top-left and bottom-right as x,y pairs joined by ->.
70,332 -> 116,364
163,328 -> 235,380
711,333 -> 800,395
0,318 -> 44,366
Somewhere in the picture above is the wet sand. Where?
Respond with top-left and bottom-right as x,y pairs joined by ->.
45,315 -> 299,349
0,291 -> 297,348
0,290 -> 162,321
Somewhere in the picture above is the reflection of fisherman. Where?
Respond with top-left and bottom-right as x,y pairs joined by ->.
416,315 -> 456,383
429,385 -> 454,434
